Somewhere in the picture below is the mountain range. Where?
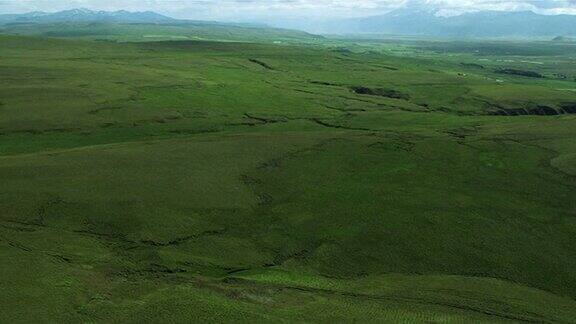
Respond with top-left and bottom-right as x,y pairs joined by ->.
276,9 -> 576,38
0,8 -> 175,24
2,8 -> 576,38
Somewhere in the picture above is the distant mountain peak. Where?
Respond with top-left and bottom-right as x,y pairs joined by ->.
306,8 -> 576,37
0,8 -> 176,25
26,11 -> 49,16
56,8 -> 97,15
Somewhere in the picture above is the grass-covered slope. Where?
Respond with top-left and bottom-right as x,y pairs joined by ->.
0,22 -> 323,43
1,34 -> 576,322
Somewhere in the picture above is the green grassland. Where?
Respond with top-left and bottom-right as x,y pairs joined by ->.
1,29 -> 576,322
327,37 -> 576,82
0,22 -> 323,43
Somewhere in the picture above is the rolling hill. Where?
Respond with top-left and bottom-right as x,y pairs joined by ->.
0,9 -> 323,43
1,32 -> 576,321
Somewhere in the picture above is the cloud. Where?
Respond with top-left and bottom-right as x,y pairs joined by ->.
418,0 -> 576,16
0,0 -> 575,18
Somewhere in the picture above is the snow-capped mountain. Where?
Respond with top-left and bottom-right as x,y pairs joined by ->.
321,8 -> 576,37
271,5 -> 576,37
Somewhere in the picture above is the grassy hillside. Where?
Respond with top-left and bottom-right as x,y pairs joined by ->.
0,22 -> 323,43
1,34 -> 576,322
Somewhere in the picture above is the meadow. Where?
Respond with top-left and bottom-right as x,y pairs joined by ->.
1,25 -> 576,322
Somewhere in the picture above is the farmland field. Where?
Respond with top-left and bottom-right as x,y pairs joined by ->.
1,27 -> 576,322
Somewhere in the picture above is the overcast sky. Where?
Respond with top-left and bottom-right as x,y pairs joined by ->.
1,0 -> 576,19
